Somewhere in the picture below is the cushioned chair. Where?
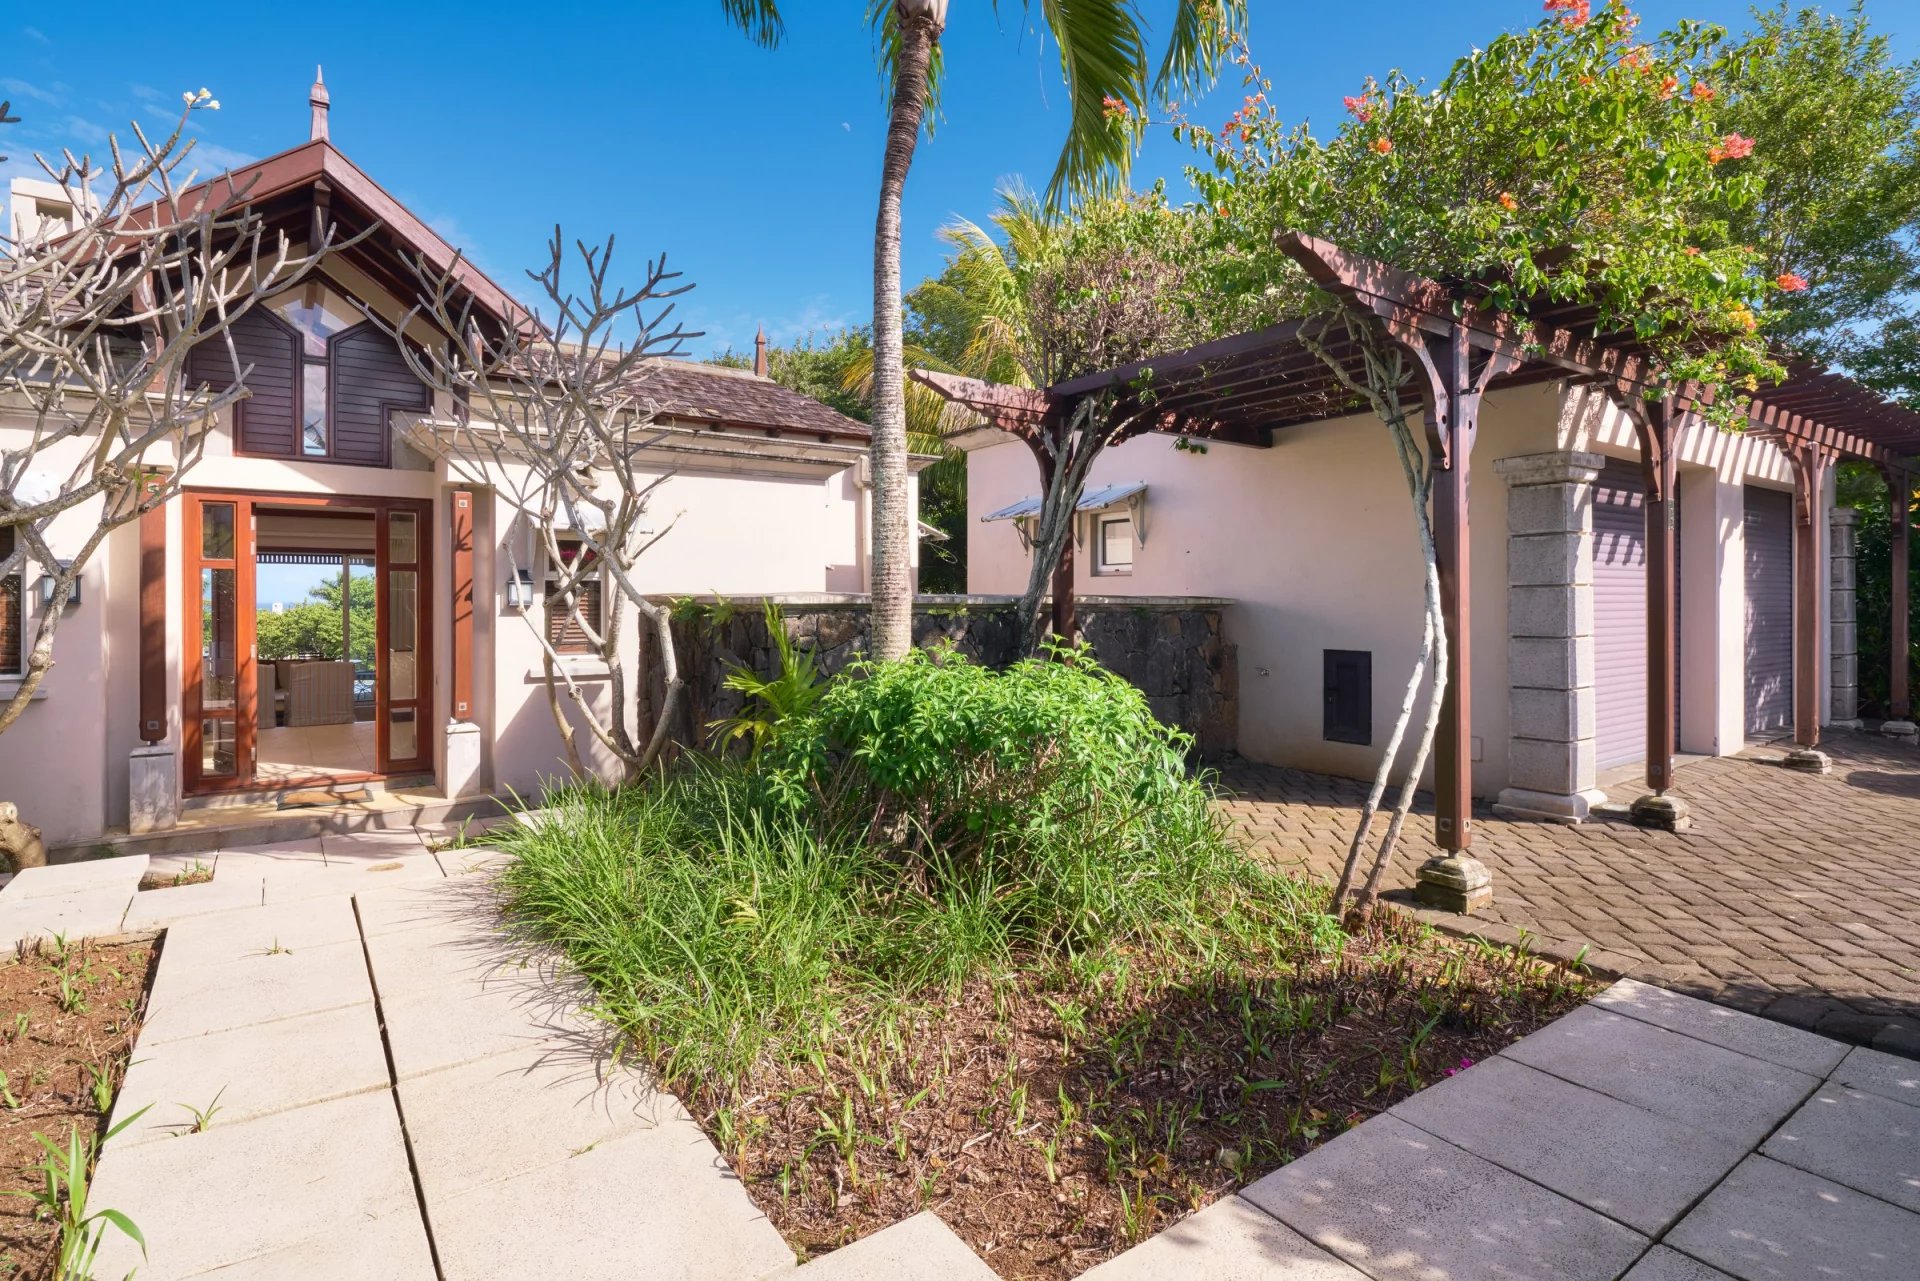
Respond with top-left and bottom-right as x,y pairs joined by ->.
287,660 -> 355,727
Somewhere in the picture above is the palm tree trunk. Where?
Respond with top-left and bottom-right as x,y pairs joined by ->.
869,8 -> 940,661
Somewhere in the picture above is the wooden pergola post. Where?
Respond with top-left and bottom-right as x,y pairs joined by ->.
1882,464 -> 1914,733
1780,437 -> 1838,771
1607,389 -> 1690,829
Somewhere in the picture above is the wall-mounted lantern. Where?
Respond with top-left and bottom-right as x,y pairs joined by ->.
38,562 -> 79,609
505,568 -> 535,611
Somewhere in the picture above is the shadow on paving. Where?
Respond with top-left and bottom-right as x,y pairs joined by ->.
1215,729 -> 1920,1059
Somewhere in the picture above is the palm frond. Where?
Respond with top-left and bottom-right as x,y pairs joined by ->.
868,1 -> 947,128
1037,0 -> 1150,206
1155,0 -> 1250,100
718,0 -> 785,49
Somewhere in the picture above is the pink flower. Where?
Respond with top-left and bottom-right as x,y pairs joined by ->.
1372,137 -> 1394,155
1777,272 -> 1809,292
1442,1057 -> 1475,1078
1708,132 -> 1755,164
1343,94 -> 1374,123
1544,0 -> 1590,27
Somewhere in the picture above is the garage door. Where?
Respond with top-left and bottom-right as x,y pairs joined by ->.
1744,486 -> 1795,737
1593,458 -> 1649,768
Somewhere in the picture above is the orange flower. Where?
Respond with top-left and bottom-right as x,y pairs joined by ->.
1101,94 -> 1131,120
1372,137 -> 1394,155
1707,132 -> 1755,164
1691,83 -> 1716,102
1683,246 -> 1701,256
1776,272 -> 1809,292
1544,0 -> 1590,27
1657,75 -> 1678,101
1498,192 -> 1518,211
1343,94 -> 1374,123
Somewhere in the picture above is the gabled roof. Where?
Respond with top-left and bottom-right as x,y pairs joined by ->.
158,138 -> 869,443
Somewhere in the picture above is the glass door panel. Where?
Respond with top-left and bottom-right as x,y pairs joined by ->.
184,495 -> 256,790
376,504 -> 430,774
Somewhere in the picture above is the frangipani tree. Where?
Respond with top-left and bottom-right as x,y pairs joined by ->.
1183,1 -> 1807,915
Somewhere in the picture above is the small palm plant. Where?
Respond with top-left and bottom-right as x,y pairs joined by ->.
708,602 -> 827,759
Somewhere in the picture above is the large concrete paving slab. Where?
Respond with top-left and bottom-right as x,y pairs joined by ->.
122,874 -> 266,929
1619,1247 -> 1740,1281
436,845 -> 515,876
379,969 -> 602,1079
0,885 -> 133,947
1390,1055 -> 1748,1234
1831,1046 -> 1920,1108
1240,1114 -> 1647,1281
794,1211 -> 995,1279
260,851 -> 444,904
154,893 -> 362,968
1760,1085 -> 1920,1213
363,914 -> 517,1001
110,1001 -> 390,1145
186,1205 -> 436,1280
1,855 -> 147,900
399,1043 -> 687,1200
426,1121 -> 794,1281
88,1090 -> 420,1280
1500,1005 -> 1818,1147
1079,1195 -> 1368,1281
323,830 -> 429,862
1593,979 -> 1850,1077
214,838 -> 327,868
140,936 -> 371,1043
356,876 -> 497,936
1665,1155 -> 1920,1281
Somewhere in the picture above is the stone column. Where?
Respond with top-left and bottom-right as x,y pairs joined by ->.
128,744 -> 178,834
1493,451 -> 1609,822
1829,507 -> 1861,727
444,720 -> 484,799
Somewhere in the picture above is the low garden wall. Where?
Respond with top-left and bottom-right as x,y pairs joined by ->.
656,594 -> 1238,759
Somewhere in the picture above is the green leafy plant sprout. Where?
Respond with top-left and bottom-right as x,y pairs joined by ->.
176,1087 -> 226,1135
707,602 -> 827,759
7,1107 -> 151,1281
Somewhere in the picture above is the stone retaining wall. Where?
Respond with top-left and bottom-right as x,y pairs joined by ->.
655,595 -> 1238,759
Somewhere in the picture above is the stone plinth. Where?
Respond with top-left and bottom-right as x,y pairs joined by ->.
128,744 -> 178,835
1492,452 -> 1609,823
444,721 -> 483,798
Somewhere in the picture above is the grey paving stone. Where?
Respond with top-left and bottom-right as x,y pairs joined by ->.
1619,1246 -> 1739,1281
427,1121 -> 794,1281
1079,1196 -> 1368,1281
795,1211 -> 996,1279
363,913 -> 517,1002
1832,1045 -> 1920,1108
88,1090 -> 419,1280
1594,979 -> 1850,1076
1390,1055 -> 1748,1234
355,876 -> 498,936
261,851 -> 444,904
323,830 -> 428,862
0,885 -> 133,947
183,1205 -> 436,1280
436,845 -> 514,876
121,874 -> 266,929
1,855 -> 147,900
214,838 -> 327,867
1500,1005 -> 1818,1147
1666,1156 -> 1920,1281
399,1043 -> 688,1200
1241,1114 -> 1647,1281
110,1002 -> 390,1145
140,936 -> 372,1044
380,970 -> 603,1079
153,893 -> 362,968
1760,1085 -> 1920,1213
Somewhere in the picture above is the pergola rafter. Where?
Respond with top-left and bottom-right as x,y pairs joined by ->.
921,233 -> 1920,884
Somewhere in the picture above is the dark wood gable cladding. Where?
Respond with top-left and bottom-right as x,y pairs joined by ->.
186,300 -> 428,468
187,309 -> 301,456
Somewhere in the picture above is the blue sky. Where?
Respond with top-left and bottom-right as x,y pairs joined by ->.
6,2 -> 1916,357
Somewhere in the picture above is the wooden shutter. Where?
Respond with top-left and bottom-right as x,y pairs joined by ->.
1592,459 -> 1647,768
546,578 -> 602,655
1323,649 -> 1371,745
0,527 -> 20,675
1745,486 -> 1795,736
189,309 -> 301,457
330,323 -> 429,468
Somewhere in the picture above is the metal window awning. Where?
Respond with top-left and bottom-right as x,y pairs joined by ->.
983,482 -> 1147,552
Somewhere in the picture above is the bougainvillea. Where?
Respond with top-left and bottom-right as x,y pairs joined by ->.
1176,1 -> 1803,421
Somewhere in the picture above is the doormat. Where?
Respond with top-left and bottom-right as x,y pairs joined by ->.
279,787 -> 372,809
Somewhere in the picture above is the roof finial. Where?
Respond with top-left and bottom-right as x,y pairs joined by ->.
753,325 -> 769,378
309,66 -> 330,143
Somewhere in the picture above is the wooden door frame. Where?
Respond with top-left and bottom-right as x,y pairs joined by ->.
180,488 -> 434,795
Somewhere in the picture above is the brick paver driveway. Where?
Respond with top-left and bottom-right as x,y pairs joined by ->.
1218,729 -> 1920,1054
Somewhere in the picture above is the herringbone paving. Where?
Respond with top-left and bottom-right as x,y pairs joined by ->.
1218,729 -> 1920,1052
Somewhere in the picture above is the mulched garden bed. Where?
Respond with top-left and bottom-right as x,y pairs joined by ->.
0,938 -> 158,1279
679,908 -> 1591,1279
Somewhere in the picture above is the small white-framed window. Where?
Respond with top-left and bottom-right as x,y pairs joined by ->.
1094,513 -> 1134,575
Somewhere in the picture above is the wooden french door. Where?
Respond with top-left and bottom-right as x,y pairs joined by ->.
183,491 -> 433,793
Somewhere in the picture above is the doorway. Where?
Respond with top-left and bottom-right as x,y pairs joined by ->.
183,491 -> 433,794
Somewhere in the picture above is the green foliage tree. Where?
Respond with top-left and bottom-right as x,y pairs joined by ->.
254,571 -> 374,664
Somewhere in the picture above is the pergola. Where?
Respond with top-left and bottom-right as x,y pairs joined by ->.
918,232 -> 1920,889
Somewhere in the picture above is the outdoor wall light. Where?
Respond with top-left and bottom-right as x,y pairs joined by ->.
506,568 -> 535,611
38,563 -> 79,609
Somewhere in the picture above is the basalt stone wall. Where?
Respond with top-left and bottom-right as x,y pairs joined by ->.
659,595 -> 1238,759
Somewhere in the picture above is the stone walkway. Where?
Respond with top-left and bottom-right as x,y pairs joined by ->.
6,824 -> 1917,1278
1219,729 -> 1920,1055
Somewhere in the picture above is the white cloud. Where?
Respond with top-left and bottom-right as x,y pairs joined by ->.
21,26 -> 48,45
182,139 -> 259,176
0,78 -> 61,106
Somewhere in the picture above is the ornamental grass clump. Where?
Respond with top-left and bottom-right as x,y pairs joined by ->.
492,647 -> 1322,1086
